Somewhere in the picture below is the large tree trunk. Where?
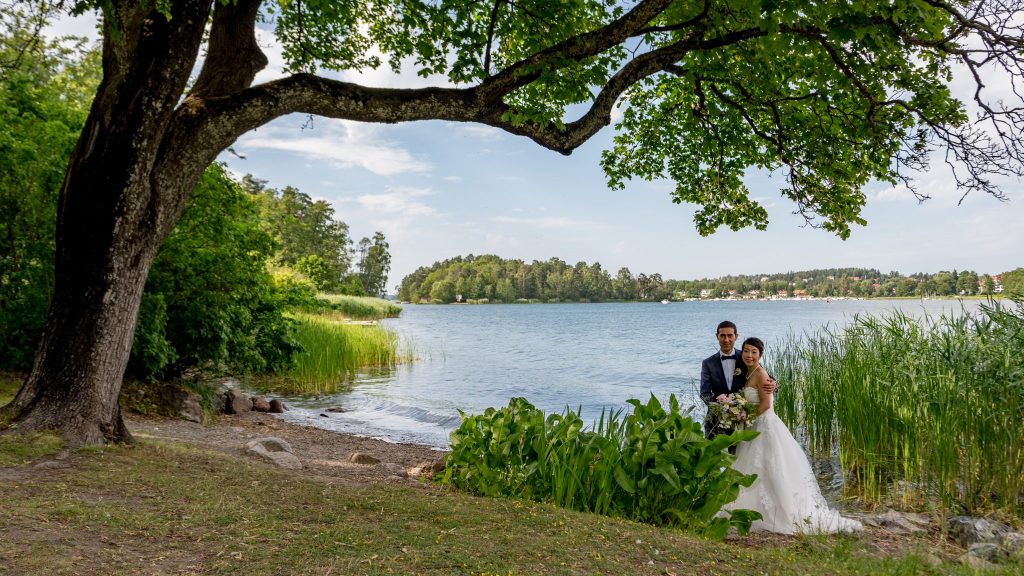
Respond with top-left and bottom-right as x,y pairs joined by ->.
2,0 -> 213,445
0,0 -> 656,446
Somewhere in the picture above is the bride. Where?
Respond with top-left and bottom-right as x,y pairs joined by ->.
724,337 -> 863,535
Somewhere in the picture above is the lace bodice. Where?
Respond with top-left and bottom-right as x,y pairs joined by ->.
741,385 -> 760,405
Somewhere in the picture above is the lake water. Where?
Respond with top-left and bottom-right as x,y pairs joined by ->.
272,299 -> 989,449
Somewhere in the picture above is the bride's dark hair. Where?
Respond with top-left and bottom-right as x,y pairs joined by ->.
742,337 -> 764,355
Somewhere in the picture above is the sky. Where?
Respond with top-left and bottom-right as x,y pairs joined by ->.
47,11 -> 1023,292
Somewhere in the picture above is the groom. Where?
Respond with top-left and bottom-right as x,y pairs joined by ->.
700,320 -> 776,442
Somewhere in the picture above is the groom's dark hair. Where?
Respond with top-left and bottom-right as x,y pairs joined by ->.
742,337 -> 764,355
716,320 -> 737,334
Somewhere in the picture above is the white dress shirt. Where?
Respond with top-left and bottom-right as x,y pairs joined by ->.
721,350 -> 738,389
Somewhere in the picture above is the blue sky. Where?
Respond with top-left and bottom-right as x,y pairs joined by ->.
49,13 -> 1022,292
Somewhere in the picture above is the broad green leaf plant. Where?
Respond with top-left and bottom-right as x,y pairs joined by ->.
442,394 -> 761,538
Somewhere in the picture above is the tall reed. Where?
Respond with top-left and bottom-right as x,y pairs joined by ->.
261,312 -> 407,395
768,298 -> 1024,518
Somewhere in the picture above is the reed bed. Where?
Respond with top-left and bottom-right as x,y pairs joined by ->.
767,298 -> 1024,519
260,312 -> 407,396
316,294 -> 402,320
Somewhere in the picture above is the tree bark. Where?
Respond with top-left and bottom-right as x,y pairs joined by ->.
3,0 -> 213,445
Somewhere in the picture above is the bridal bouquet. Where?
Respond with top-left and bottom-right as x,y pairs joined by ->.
709,393 -> 758,430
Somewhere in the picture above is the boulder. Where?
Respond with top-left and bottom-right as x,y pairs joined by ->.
966,542 -> 1000,562
999,532 -> 1024,562
208,377 -> 240,412
154,385 -> 205,423
874,510 -> 927,534
223,388 -> 252,415
180,394 -> 204,423
268,399 -> 288,413
252,397 -> 271,412
947,516 -> 1011,548
245,437 -> 301,470
348,452 -> 380,465
959,552 -> 998,570
245,437 -> 293,453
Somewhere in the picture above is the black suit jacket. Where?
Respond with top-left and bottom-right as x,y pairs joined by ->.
700,349 -> 748,405
700,349 -> 749,437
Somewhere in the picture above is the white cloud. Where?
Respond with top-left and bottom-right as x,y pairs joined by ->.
354,186 -> 437,216
338,186 -> 444,246
237,119 -> 431,176
443,175 -> 463,182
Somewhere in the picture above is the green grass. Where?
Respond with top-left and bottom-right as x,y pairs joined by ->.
0,438 -> 1008,575
0,430 -> 63,465
768,297 -> 1024,520
317,293 -> 402,320
257,312 -> 409,396
0,371 -> 22,405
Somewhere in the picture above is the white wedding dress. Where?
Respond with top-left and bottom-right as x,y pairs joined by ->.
724,385 -> 863,534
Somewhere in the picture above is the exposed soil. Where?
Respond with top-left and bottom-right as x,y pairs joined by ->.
125,410 -> 446,487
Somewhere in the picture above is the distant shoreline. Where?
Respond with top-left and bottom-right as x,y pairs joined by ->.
397,295 -> 1008,305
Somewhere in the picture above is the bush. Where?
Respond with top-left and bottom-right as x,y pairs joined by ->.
0,36 -> 98,370
441,394 -> 761,538
129,164 -> 299,379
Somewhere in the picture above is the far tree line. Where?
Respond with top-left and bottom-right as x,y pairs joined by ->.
398,256 -> 1022,303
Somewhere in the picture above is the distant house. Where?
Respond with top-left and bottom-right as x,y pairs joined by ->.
727,289 -> 738,297
793,289 -> 809,297
747,290 -> 761,298
776,290 -> 788,297
700,288 -> 712,298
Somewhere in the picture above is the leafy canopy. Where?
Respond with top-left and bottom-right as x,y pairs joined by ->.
75,1 -> 1024,238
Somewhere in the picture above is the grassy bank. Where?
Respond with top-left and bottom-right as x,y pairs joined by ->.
768,297 -> 1024,520
0,436 -> 1000,575
257,312 -> 408,396
317,294 -> 402,320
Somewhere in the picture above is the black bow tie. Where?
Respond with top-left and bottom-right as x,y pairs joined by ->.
721,354 -> 737,360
